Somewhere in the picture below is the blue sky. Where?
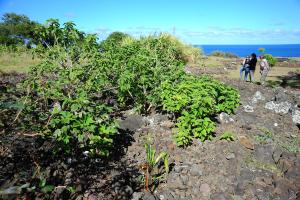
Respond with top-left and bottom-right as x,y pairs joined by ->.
1,0 -> 300,44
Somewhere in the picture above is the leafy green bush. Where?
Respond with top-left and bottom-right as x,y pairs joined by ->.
155,75 -> 240,146
21,20 -> 117,156
100,33 -> 187,111
21,25 -> 190,155
100,31 -> 131,52
264,54 -> 277,67
19,19 -> 240,155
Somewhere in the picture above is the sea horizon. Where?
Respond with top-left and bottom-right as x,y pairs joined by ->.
195,44 -> 300,57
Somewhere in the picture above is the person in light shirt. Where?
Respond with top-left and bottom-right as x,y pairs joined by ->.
259,55 -> 270,85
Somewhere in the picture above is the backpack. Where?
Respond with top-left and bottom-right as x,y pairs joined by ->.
260,60 -> 266,70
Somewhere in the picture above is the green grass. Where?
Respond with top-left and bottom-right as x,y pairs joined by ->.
192,56 -> 238,68
0,52 -> 40,73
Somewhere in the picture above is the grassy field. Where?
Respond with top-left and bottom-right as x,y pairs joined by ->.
0,52 -> 40,73
191,56 -> 238,68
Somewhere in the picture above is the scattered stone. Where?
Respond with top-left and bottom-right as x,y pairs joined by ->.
292,110 -> 300,125
168,176 -> 188,190
190,164 -> 203,177
273,88 -> 288,102
145,114 -> 169,126
131,192 -> 144,200
118,115 -> 146,131
161,120 -> 174,128
252,91 -> 265,104
143,192 -> 157,200
225,153 -> 235,160
239,136 -> 254,150
199,183 -> 210,195
124,185 -> 133,196
218,112 -> 234,124
157,190 -> 175,200
0,186 -> 19,195
243,105 -> 254,113
211,192 -> 231,200
265,101 -> 292,114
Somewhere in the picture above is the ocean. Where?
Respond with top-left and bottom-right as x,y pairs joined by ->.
195,44 -> 300,57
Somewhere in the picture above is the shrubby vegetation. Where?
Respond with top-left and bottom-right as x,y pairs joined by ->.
264,54 -> 277,67
210,50 -> 238,58
257,47 -> 278,67
155,76 -> 239,146
0,13 -> 40,46
10,18 -> 239,155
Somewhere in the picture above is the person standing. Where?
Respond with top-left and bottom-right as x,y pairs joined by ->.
248,53 -> 257,82
240,56 -> 250,80
259,55 -> 270,85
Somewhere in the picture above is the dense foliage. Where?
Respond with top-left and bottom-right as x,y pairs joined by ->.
155,76 -> 239,146
0,13 -> 40,46
264,54 -> 277,67
17,19 -> 239,155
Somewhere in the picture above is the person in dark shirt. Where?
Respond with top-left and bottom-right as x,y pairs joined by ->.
244,53 -> 257,82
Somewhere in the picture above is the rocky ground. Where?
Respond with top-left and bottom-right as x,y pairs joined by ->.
0,69 -> 300,200
125,77 -> 300,200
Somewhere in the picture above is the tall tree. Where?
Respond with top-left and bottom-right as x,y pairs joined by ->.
0,13 -> 40,46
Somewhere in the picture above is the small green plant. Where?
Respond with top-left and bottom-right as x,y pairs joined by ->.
67,186 -> 76,194
219,132 -> 235,141
39,178 -> 54,194
255,128 -> 273,144
280,138 -> 300,153
245,156 -> 283,176
140,143 -> 169,192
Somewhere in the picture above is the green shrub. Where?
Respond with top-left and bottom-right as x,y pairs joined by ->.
21,20 -> 117,156
100,33 -> 187,110
154,75 -> 240,146
19,19 -> 240,155
100,31 -> 131,52
264,54 -> 277,67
